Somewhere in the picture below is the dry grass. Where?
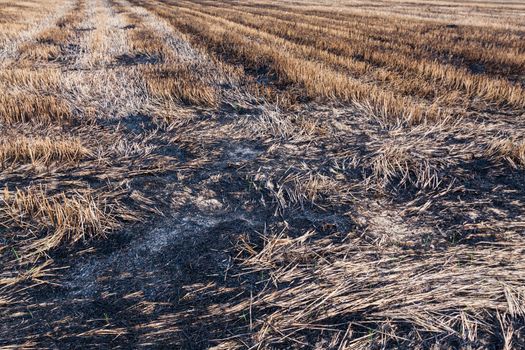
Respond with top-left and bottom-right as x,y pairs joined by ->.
1,187 -> 121,258
0,68 -> 62,92
0,93 -> 71,123
486,138 -> 525,169
16,0 -> 85,63
131,0 -> 525,124
0,137 -> 90,167
144,65 -> 218,107
112,1 -> 220,108
222,229 -> 525,348
371,144 -> 441,189
0,0 -> 524,348
139,2 -> 434,123
179,2 -> 525,108
17,41 -> 62,61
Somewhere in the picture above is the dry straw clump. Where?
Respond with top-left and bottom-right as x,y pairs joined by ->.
144,65 -> 219,107
486,138 -> 525,168
370,143 -> 444,190
0,93 -> 71,124
0,69 -> 62,92
0,136 -> 91,167
1,187 -> 120,258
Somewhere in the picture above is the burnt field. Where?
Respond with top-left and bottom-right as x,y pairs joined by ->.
1,0 -> 525,348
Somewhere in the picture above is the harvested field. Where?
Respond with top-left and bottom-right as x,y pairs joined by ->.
1,0 -> 525,348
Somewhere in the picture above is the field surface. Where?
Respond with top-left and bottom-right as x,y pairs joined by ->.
1,0 -> 525,348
